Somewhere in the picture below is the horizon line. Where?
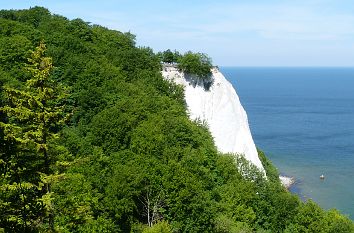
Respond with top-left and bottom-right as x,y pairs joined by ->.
219,66 -> 354,68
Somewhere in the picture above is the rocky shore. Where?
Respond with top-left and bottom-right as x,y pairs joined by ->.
279,175 -> 295,189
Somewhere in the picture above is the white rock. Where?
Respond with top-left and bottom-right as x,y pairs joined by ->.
162,65 -> 264,172
279,176 -> 295,189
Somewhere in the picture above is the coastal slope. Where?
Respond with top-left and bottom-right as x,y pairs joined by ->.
162,65 -> 264,171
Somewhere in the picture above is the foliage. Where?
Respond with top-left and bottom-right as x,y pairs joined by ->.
0,7 -> 353,233
258,149 -> 281,183
142,221 -> 173,233
177,51 -> 213,87
0,41 -> 69,232
157,49 -> 181,64
214,214 -> 253,233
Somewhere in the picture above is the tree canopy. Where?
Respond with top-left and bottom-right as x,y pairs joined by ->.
158,50 -> 214,89
157,49 -> 181,64
177,51 -> 213,80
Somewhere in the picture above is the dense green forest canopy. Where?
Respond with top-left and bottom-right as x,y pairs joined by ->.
0,7 -> 353,233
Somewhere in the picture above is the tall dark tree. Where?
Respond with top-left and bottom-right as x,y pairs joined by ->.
0,41 -> 69,232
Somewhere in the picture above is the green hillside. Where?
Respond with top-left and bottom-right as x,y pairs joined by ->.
0,7 -> 353,233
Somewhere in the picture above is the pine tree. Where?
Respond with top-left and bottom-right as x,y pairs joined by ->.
0,41 -> 69,232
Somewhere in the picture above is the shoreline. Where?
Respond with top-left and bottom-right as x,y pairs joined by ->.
279,175 -> 295,189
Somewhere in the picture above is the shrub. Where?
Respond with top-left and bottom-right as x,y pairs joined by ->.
142,221 -> 173,233
157,49 -> 181,64
177,51 -> 213,87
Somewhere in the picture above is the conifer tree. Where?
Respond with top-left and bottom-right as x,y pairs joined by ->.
0,41 -> 69,232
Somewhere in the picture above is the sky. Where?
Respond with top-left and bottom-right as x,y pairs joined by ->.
1,0 -> 354,67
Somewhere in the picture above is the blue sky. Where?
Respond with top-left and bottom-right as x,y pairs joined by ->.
2,0 -> 354,66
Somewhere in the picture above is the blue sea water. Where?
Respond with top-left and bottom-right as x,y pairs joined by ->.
221,67 -> 354,219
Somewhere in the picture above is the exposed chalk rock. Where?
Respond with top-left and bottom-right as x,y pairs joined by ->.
162,64 -> 264,172
279,176 -> 295,189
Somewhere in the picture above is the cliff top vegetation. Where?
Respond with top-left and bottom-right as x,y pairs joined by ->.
158,49 -> 213,90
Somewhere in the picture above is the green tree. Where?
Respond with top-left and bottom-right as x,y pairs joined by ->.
177,51 -> 213,89
142,220 -> 173,233
158,49 -> 181,64
162,49 -> 174,63
177,51 -> 212,76
0,41 -> 69,232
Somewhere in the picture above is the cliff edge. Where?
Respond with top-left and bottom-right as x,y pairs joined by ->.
162,64 -> 264,172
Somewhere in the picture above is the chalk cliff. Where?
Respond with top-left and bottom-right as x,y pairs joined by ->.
162,65 -> 264,172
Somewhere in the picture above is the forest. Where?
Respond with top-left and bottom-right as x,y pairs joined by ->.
0,7 -> 353,233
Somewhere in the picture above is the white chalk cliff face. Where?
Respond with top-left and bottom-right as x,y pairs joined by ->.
162,65 -> 264,172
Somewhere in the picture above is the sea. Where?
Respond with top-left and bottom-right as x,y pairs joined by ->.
221,67 -> 354,220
